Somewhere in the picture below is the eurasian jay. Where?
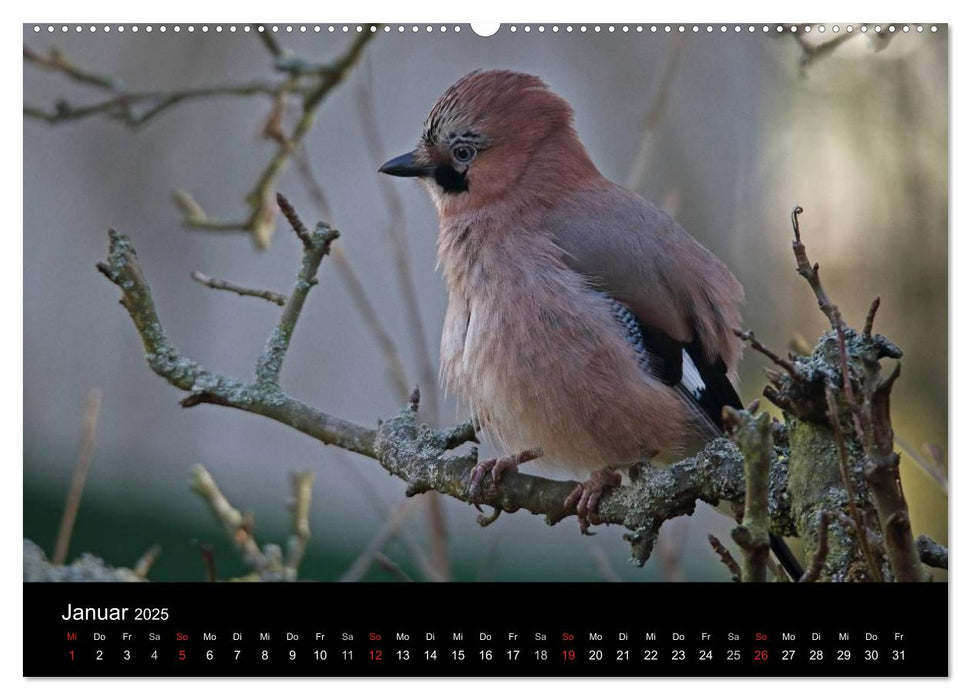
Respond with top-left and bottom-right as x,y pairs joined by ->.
380,70 -> 801,579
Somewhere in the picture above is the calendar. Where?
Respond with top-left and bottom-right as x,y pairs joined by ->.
22,21 -> 949,681
24,583 -> 947,676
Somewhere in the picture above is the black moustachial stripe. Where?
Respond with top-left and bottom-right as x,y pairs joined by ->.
433,165 -> 468,193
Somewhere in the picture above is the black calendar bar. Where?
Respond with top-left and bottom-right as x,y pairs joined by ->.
24,582 -> 947,677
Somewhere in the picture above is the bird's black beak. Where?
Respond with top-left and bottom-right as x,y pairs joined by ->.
378,152 -> 436,178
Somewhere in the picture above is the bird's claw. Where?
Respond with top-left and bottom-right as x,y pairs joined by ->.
564,467 -> 622,534
468,448 -> 543,504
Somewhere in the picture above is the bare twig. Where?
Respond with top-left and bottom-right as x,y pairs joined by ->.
53,388 -> 103,565
132,545 -> 162,579
255,194 -> 339,386
181,30 -> 377,248
24,46 -> 119,91
790,207 -> 927,582
285,471 -> 315,577
191,271 -> 287,306
707,533 -> 742,582
189,464 -> 265,572
791,31 -> 857,73
916,535 -> 947,570
338,498 -> 422,582
791,206 -> 844,330
734,328 -> 797,376
373,552 -> 414,582
25,78 -> 293,126
655,518 -> 688,581
723,408 -> 773,582
799,512 -> 830,583
193,541 -> 217,582
333,451 -> 442,581
863,296 -> 881,338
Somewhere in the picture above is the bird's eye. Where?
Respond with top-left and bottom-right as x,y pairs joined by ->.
451,145 -> 476,163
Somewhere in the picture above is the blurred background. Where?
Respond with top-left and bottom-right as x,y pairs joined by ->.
23,24 -> 947,581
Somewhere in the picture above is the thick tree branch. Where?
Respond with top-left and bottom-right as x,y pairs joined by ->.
97,212 -> 796,566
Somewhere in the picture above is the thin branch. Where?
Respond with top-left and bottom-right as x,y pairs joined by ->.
189,464 -> 265,572
707,533 -> 742,582
24,46 -> 119,91
895,434 -> 948,492
25,32 -> 376,249
285,470 -> 315,577
373,552 -> 414,582
338,498 -> 422,582
333,451 -> 442,581
180,30 -> 377,248
254,194 -> 339,386
916,535 -> 947,570
799,512 -> 830,583
734,328 -> 797,375
863,296 -> 881,338
25,78 -> 293,127
191,271 -> 287,306
791,206 -> 844,331
791,31 -> 857,73
723,408 -> 773,582
132,545 -> 162,579
194,542 -> 218,583
52,388 -> 103,565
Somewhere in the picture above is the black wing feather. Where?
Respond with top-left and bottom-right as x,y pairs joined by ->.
604,294 -> 740,430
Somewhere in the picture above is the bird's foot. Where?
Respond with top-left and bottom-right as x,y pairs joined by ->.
564,467 -> 622,535
469,448 -> 543,505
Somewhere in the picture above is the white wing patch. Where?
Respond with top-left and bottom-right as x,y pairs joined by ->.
680,349 -> 706,400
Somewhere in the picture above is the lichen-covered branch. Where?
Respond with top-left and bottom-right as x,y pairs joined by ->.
723,408 -> 772,582
96,205 -> 797,566
741,206 -> 931,582
254,194 -> 339,385
98,200 -> 938,579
